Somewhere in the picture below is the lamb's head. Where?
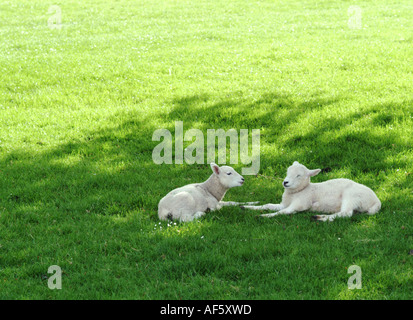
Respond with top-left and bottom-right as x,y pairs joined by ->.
283,161 -> 321,191
210,163 -> 244,188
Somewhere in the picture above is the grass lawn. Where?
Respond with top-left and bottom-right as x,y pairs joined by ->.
0,0 -> 412,299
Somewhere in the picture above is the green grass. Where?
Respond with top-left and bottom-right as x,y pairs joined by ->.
0,0 -> 412,299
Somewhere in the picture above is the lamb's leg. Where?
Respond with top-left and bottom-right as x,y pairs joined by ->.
220,201 -> 259,207
313,211 -> 353,222
312,200 -> 355,222
261,206 -> 295,217
240,203 -> 284,211
179,211 -> 206,222
179,214 -> 194,222
194,211 -> 206,219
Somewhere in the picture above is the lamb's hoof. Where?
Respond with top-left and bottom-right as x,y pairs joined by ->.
239,206 -> 245,210
312,215 -> 331,222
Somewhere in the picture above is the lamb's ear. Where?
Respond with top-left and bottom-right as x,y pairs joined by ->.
210,162 -> 220,175
293,161 -> 300,166
308,169 -> 321,177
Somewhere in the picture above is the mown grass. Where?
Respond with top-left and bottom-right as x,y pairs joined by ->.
0,0 -> 412,299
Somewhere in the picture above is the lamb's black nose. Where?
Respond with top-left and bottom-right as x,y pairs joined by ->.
283,181 -> 289,187
241,177 -> 245,181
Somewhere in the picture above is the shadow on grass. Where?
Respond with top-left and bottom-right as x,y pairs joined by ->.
1,92 -> 411,220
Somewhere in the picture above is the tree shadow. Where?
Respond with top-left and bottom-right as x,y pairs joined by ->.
1,92 -> 411,219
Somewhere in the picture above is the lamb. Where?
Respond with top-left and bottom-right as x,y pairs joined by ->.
241,161 -> 381,222
158,163 -> 257,222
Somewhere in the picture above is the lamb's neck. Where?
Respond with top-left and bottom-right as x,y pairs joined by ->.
285,183 -> 312,195
200,174 -> 228,202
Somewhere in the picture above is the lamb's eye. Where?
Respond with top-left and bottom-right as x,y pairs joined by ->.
296,175 -> 301,178
227,172 -> 232,175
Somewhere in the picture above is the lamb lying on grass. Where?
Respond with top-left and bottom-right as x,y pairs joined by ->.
241,161 -> 381,222
158,163 -> 257,222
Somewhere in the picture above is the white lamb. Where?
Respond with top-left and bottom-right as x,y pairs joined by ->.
158,163 -> 257,222
241,161 -> 381,222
